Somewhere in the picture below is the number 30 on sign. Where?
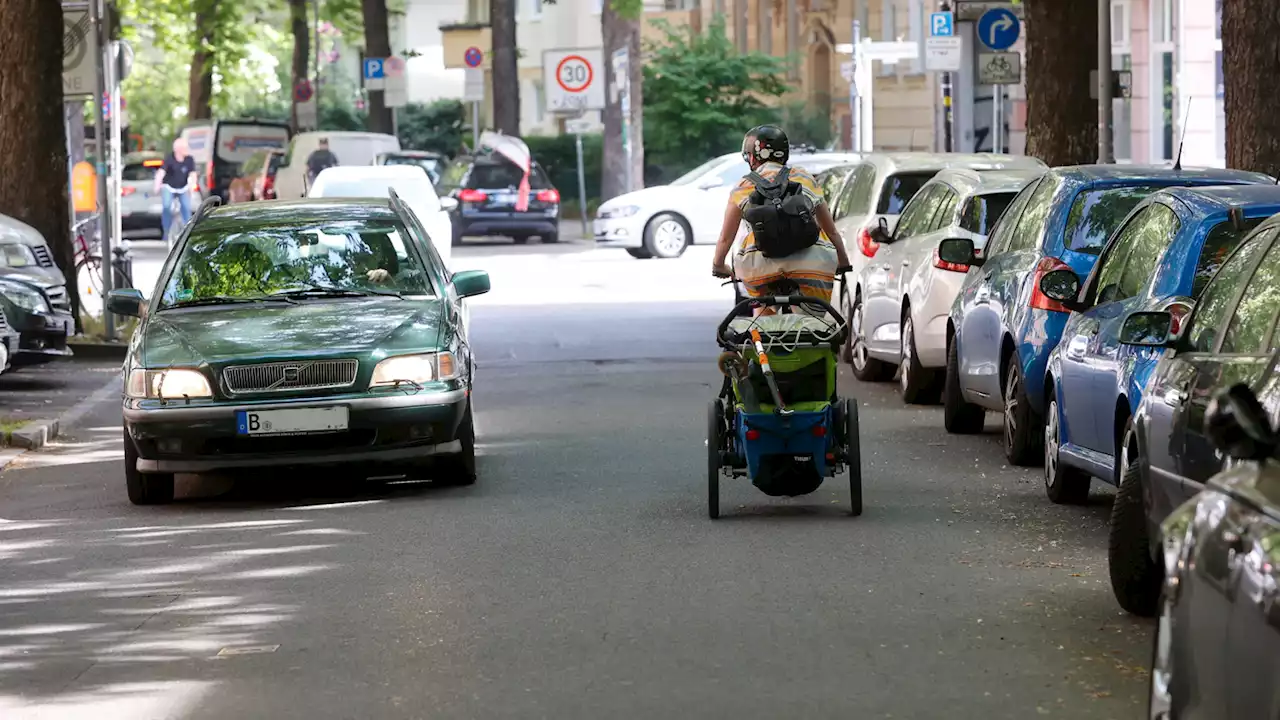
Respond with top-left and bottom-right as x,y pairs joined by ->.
542,48 -> 605,113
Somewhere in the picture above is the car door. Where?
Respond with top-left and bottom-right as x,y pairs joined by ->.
689,159 -> 751,242
956,177 -> 1040,403
864,185 -> 947,357
1224,467 -> 1280,720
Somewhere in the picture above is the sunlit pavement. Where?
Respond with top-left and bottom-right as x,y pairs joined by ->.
3,237 -> 1151,719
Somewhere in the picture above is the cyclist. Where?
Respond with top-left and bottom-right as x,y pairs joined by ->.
711,125 -> 852,315
154,138 -> 198,245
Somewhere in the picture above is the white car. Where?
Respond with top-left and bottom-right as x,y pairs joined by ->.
275,131 -> 402,200
594,151 -> 865,259
308,165 -> 458,268
849,168 -> 1047,401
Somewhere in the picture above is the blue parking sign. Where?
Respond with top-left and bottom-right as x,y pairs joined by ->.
363,58 -> 385,80
930,11 -> 954,37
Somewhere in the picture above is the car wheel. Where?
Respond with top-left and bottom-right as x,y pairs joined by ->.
707,399 -> 723,519
1002,359 -> 1043,466
643,213 -> 690,258
943,336 -> 985,434
900,312 -> 942,405
1044,396 -> 1091,504
123,429 -> 175,505
1108,419 -> 1162,617
543,232 -> 559,244
1148,589 -> 1176,719
626,248 -> 652,259
438,401 -> 477,486
849,292 -> 893,381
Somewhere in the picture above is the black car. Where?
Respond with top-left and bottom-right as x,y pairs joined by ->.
438,154 -> 560,246
181,118 -> 292,203
0,268 -> 73,367
1114,211 -> 1280,615
1150,381 -> 1280,720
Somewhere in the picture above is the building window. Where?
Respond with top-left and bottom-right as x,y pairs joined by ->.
1151,0 -> 1175,162
907,0 -> 925,74
879,0 -> 896,76
757,0 -> 773,54
1153,0 -> 1173,44
466,0 -> 489,23
1111,0 -> 1132,161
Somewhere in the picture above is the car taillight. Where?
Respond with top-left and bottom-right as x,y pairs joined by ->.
1164,300 -> 1193,336
262,175 -> 276,199
933,247 -> 968,273
205,163 -> 214,192
120,187 -> 136,196
857,227 -> 879,258
1029,256 -> 1074,312
536,189 -> 560,203
458,189 -> 487,203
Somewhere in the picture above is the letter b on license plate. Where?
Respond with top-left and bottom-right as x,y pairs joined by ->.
236,406 -> 349,436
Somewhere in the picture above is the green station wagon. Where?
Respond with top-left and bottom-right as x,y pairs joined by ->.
108,197 -> 490,505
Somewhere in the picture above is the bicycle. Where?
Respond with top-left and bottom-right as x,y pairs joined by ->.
73,214 -> 135,297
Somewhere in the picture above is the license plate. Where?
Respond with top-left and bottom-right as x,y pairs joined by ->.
235,406 -> 348,436
491,192 -> 516,206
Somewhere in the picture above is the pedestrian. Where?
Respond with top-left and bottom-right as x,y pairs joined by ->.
153,138 -> 198,246
306,138 -> 341,187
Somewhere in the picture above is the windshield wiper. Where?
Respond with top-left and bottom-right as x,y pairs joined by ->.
163,296 -> 291,309
268,284 -> 403,299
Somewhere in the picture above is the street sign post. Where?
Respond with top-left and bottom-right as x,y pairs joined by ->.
978,52 -> 1021,84
544,49 -> 605,113
565,116 -> 592,238
977,7 -> 1020,51
930,11 -> 954,37
383,57 -> 407,108
62,7 -> 96,97
463,47 -> 484,148
294,79 -> 317,129
925,37 -> 962,71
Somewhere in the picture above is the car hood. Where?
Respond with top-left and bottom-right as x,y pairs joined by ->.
137,297 -> 449,367
0,265 -> 64,290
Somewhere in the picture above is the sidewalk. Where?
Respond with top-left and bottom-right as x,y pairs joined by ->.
0,359 -> 121,454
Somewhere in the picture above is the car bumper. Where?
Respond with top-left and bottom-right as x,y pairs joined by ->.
124,388 -> 469,473
593,216 -> 646,249
914,270 -> 967,368
10,309 -> 73,365
122,211 -> 163,235
456,211 -> 559,238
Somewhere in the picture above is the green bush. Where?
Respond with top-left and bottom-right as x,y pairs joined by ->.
525,134 -> 604,201
397,100 -> 468,157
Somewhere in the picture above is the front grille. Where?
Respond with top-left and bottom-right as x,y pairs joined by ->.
222,359 -> 359,395
32,246 -> 53,267
44,285 -> 70,312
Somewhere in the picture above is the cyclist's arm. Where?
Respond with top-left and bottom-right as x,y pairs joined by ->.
153,169 -> 166,194
816,204 -> 852,268
712,200 -> 743,268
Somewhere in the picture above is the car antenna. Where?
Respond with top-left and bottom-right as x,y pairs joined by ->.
1172,97 -> 1193,171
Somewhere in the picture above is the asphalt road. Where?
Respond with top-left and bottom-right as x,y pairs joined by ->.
1,237 -> 1152,719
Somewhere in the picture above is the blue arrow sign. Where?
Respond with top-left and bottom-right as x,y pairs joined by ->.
363,58 -> 385,80
977,7 -> 1020,51
930,11 -> 954,37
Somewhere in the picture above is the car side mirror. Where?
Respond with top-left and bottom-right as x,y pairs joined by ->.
106,288 -> 145,317
1118,310 -> 1174,347
1038,268 -> 1081,306
937,237 -> 978,267
452,269 -> 491,299
1205,383 -> 1278,460
439,197 -> 459,212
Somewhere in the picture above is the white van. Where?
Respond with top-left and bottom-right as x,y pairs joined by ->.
273,131 -> 401,200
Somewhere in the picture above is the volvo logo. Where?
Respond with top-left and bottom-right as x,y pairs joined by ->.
266,363 -> 311,390
282,366 -> 301,384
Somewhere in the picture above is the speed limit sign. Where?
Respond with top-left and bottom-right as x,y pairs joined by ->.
543,48 -> 605,112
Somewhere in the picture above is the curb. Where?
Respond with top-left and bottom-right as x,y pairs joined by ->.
0,377 -> 121,472
67,341 -> 129,360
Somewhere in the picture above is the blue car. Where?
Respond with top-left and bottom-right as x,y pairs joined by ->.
939,165 -> 1274,466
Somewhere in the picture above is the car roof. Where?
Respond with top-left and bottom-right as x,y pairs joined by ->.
384,150 -> 443,158
1155,183 -> 1280,214
1048,164 -> 1275,186
859,152 -> 1047,174
929,167 -> 1047,195
199,198 -> 400,230
314,165 -> 431,183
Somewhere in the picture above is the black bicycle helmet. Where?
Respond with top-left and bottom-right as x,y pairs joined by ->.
742,125 -> 790,165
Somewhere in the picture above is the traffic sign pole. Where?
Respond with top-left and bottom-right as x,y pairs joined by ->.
463,47 -> 484,148
1097,0 -> 1114,163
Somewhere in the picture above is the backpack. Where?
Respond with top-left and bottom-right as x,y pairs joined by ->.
741,166 -> 821,259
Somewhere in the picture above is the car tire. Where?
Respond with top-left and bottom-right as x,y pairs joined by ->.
1002,359 -> 1044,466
1108,419 -> 1161,617
643,213 -> 690,259
438,401 -> 477,486
845,399 -> 863,517
707,399 -> 723,519
900,311 -> 942,405
543,232 -> 559,244
944,337 -> 985,434
626,248 -> 653,259
850,292 -> 892,382
1043,396 -> 1091,504
123,429 -> 175,505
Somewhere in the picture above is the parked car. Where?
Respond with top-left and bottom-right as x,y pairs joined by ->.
274,131 -> 401,200
1107,211 -> 1280,616
107,196 -> 491,505
120,153 -> 167,239
939,165 -> 1274,466
309,164 -> 458,267
180,118 -> 291,203
1150,381 -> 1280,720
0,269 -> 73,368
0,212 -> 73,318
0,305 -> 20,374
227,148 -> 285,203
593,151 -> 865,259
375,151 -> 446,185
438,153 -> 561,246
849,168 -> 1045,400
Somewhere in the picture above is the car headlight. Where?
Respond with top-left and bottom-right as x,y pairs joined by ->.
0,282 -> 49,314
126,368 -> 213,399
370,352 -> 458,388
598,205 -> 639,219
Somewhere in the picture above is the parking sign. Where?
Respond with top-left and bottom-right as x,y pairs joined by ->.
930,11 -> 954,37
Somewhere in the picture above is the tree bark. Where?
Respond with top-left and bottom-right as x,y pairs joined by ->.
627,20 -> 644,190
0,1 -> 78,321
362,0 -> 394,134
290,0 -> 311,133
602,5 -> 639,200
189,1 -> 217,120
490,0 -> 520,136
1023,0 -> 1097,166
1223,0 -> 1280,176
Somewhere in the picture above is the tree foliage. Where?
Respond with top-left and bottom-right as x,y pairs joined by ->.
641,17 -> 786,175
396,101 -> 469,156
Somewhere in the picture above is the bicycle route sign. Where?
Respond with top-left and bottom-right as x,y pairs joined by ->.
978,52 -> 1021,85
62,7 -> 97,97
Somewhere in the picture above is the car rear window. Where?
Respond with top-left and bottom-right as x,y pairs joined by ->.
1064,185 -> 1166,254
467,163 -> 551,189
877,172 -> 939,215
122,162 -> 160,182
214,124 -> 290,164
1192,216 -> 1268,297
959,191 -> 1016,235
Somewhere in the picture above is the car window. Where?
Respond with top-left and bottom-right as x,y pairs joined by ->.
1187,227 -> 1278,352
1221,239 -> 1280,354
467,163 -> 552,189
983,179 -> 1039,258
1092,207 -> 1151,305
313,176 -> 441,213
893,186 -> 943,241
713,160 -> 751,186
669,157 -> 734,186
1064,185 -> 1164,254
1008,173 -> 1061,252
1113,204 -> 1180,301
121,163 -> 158,182
958,191 -> 1016,235
837,164 -> 876,218
820,168 -> 854,215
929,188 -> 960,232
1193,217 -> 1268,297
876,171 -> 938,215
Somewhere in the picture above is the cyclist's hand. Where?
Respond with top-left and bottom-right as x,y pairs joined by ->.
836,264 -> 853,276
711,262 -> 733,279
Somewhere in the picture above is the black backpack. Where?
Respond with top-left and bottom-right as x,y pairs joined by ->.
741,166 -> 821,259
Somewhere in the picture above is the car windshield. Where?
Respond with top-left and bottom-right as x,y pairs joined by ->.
159,218 -> 434,309
0,243 -> 37,269
959,191 -> 1017,235
670,157 -> 736,186
1064,185 -> 1166,254
877,172 -> 939,215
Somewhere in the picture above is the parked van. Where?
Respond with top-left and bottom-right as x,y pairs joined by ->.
273,131 -> 402,200
180,119 -> 291,203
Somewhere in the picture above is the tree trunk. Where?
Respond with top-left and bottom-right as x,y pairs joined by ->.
627,21 -> 644,190
1023,0 -> 1097,166
602,5 -> 639,200
0,1 -> 78,322
1223,0 -> 1280,176
189,1 -> 218,120
490,0 -> 520,136
290,0 -> 311,133
362,0 -> 394,134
